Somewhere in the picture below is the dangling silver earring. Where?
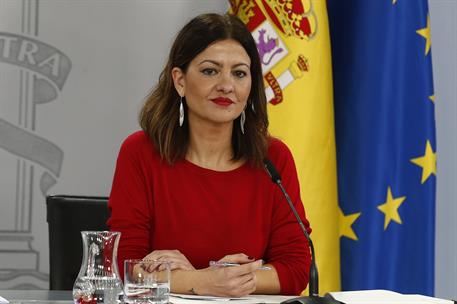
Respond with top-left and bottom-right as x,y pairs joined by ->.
179,96 -> 184,127
240,110 -> 246,134
251,102 -> 255,113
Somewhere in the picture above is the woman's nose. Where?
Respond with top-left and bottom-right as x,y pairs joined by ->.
215,73 -> 234,93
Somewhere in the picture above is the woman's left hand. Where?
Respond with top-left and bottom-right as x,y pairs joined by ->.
143,249 -> 196,271
217,253 -> 255,265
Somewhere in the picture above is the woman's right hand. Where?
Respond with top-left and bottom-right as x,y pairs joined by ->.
143,249 -> 195,271
196,257 -> 263,297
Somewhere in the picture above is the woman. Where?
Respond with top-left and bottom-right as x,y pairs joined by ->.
108,13 -> 311,297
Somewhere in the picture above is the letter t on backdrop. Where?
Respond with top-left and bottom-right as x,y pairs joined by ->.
230,0 -> 340,294
328,0 -> 436,295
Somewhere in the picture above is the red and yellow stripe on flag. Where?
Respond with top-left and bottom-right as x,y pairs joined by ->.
230,0 -> 340,294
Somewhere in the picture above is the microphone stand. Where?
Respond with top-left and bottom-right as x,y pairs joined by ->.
263,159 -> 343,304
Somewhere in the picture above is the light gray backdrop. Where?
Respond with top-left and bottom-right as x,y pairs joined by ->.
0,0 -> 455,298
0,0 -> 229,290
430,0 -> 457,299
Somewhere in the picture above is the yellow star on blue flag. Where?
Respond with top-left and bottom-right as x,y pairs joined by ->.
339,207 -> 361,240
416,14 -> 432,55
377,187 -> 406,230
411,140 -> 437,184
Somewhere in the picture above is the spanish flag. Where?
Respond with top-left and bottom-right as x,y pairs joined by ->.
230,0 -> 340,294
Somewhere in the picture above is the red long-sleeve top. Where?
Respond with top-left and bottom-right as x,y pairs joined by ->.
107,131 -> 311,295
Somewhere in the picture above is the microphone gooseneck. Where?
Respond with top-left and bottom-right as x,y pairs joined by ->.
263,159 -> 342,304
263,159 -> 319,296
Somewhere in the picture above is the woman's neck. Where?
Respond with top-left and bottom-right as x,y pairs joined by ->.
186,120 -> 243,171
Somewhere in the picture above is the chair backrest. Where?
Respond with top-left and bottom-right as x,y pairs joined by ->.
46,195 -> 109,290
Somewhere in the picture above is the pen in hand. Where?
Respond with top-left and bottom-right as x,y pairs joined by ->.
209,260 -> 272,270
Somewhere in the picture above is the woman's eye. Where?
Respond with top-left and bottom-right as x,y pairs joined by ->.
234,70 -> 247,78
201,68 -> 217,76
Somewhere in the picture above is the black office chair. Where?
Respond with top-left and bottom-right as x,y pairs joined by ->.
46,195 -> 110,290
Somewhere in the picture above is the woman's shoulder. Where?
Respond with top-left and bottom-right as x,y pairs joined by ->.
267,137 -> 293,159
122,130 -> 150,145
119,130 -> 158,158
266,137 -> 296,173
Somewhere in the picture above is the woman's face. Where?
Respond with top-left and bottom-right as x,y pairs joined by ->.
172,39 -> 252,129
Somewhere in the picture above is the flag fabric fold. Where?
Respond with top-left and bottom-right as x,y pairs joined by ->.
328,0 -> 436,295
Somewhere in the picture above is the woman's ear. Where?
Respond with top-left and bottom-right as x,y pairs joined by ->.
171,67 -> 185,97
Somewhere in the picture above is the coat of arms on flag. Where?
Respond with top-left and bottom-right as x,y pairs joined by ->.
230,0 -> 316,105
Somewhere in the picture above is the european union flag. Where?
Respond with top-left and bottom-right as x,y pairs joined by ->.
328,0 -> 436,295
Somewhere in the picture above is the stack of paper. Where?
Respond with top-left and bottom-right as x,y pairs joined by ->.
329,289 -> 454,304
170,293 -> 295,304
170,290 -> 454,304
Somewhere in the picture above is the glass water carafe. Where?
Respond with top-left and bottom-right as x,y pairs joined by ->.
73,231 -> 123,304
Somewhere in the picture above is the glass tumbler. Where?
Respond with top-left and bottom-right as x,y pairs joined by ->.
124,259 -> 170,304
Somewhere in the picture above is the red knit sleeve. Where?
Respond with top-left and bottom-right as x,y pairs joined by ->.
264,139 -> 312,295
107,132 -> 153,279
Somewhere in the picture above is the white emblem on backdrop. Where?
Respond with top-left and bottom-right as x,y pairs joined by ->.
0,0 -> 71,289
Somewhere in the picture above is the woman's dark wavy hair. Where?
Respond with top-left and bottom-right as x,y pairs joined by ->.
139,13 -> 269,167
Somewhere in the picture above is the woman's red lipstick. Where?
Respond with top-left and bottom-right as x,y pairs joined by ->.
211,97 -> 234,106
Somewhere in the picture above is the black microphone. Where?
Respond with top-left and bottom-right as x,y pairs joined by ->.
263,159 -> 342,304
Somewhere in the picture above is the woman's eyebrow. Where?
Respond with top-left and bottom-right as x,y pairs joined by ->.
198,60 -> 250,68
232,63 -> 250,69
